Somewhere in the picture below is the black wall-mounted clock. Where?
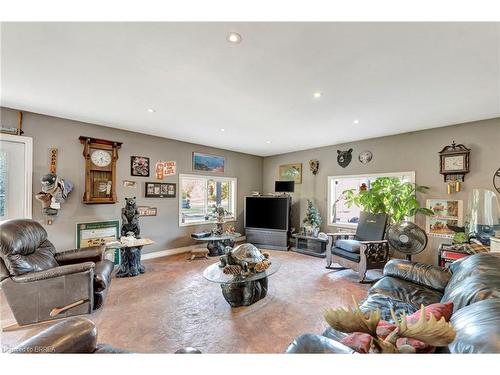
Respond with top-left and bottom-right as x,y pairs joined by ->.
494,168 -> 500,194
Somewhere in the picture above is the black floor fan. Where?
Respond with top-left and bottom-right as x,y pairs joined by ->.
386,221 -> 428,261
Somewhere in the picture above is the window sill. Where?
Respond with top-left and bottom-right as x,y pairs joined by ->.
179,218 -> 237,228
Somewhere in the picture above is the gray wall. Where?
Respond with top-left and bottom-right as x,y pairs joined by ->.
2,105 -> 499,264
1,107 -> 263,254
263,118 -> 500,265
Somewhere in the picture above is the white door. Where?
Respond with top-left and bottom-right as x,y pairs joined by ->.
0,134 -> 32,220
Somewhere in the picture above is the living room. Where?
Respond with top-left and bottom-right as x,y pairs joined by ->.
1,1 -> 500,373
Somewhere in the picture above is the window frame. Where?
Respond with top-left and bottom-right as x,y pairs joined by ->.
327,171 -> 415,229
178,173 -> 237,227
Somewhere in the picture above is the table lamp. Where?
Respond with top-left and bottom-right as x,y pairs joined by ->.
466,189 -> 500,245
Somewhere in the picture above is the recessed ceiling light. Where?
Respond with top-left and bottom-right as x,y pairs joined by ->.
313,92 -> 322,99
227,32 -> 242,44
265,140 -> 271,144
353,119 -> 360,124
220,128 -> 225,132
147,108 -> 155,113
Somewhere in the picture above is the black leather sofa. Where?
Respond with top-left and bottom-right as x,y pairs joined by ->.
286,252 -> 500,353
0,219 -> 114,326
9,317 -> 129,353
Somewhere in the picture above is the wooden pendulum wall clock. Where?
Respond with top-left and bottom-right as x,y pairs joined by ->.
79,136 -> 123,204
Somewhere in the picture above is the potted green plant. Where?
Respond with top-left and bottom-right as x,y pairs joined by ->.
343,177 -> 434,224
303,199 -> 323,237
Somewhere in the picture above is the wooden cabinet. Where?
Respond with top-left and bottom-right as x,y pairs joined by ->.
79,136 -> 122,204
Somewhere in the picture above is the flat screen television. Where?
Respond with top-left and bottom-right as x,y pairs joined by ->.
275,180 -> 295,193
245,196 -> 289,231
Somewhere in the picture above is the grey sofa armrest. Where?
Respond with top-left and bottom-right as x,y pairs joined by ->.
11,262 -> 95,283
10,317 -> 98,353
383,259 -> 452,292
55,246 -> 105,265
285,333 -> 356,354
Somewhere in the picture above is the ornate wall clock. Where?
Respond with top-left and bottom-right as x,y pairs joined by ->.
439,141 -> 470,182
79,136 -> 122,204
494,168 -> 500,194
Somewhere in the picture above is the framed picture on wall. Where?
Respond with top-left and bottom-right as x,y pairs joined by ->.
145,182 -> 176,198
192,152 -> 225,173
76,220 -> 120,265
425,199 -> 463,238
279,163 -> 302,184
130,156 -> 150,177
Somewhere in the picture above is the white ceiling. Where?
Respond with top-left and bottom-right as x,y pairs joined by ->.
1,22 -> 499,156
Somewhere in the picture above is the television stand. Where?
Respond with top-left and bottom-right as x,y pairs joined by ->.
246,228 -> 289,251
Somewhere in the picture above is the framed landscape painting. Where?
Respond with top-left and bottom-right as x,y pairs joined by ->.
279,163 -> 302,184
192,152 -> 225,173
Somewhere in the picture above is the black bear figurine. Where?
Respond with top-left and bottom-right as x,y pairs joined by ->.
121,197 -> 140,238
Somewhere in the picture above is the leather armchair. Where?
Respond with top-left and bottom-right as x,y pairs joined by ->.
0,219 -> 114,326
326,212 -> 389,282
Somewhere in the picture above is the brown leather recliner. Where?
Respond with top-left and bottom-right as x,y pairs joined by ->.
0,219 -> 114,326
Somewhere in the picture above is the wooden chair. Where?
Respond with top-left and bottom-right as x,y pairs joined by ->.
326,212 -> 389,282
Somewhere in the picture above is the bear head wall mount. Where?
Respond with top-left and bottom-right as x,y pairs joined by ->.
337,149 -> 353,168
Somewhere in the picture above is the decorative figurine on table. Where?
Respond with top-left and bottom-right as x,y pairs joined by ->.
216,243 -> 273,307
210,204 -> 231,236
35,173 -> 73,217
219,243 -> 271,276
117,197 -> 145,277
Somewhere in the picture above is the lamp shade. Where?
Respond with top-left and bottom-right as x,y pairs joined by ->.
467,189 -> 500,227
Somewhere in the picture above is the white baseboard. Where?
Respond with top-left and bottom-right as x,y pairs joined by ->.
141,236 -> 246,261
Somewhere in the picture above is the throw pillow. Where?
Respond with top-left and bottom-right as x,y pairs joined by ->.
339,301 -> 454,353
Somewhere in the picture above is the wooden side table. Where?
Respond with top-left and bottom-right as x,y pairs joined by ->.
106,238 -> 155,277
291,234 -> 328,258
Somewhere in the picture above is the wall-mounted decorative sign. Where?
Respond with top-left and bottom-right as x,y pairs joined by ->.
0,111 -> 23,135
130,155 -> 150,177
163,161 -> 176,176
358,150 -> 373,164
137,206 -> 158,216
337,149 -> 353,168
425,199 -> 463,239
49,148 -> 58,173
279,163 -> 302,184
309,159 -> 319,175
123,180 -> 137,188
155,161 -> 164,179
76,220 -> 120,265
145,182 -> 176,198
193,152 -> 225,173
154,160 -> 177,179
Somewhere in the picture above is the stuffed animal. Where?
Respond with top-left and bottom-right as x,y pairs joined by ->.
35,173 -> 73,216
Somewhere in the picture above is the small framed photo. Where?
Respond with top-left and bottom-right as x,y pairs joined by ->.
145,182 -> 176,198
131,156 -> 150,177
